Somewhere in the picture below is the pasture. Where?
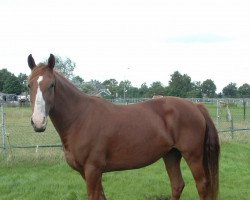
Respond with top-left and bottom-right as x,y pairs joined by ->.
0,103 -> 250,200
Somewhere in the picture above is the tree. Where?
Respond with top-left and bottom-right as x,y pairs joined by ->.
187,81 -> 202,98
0,68 -> 12,91
139,83 -> 149,98
238,83 -> 250,98
127,87 -> 139,98
222,83 -> 238,97
47,55 -> 76,80
201,79 -> 217,98
102,79 -> 119,97
118,80 -> 132,98
81,83 -> 95,94
148,81 -> 166,97
168,71 -> 192,97
17,73 -> 28,93
71,75 -> 84,90
3,74 -> 22,94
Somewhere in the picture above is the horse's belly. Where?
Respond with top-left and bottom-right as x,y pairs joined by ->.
104,120 -> 174,171
105,143 -> 169,171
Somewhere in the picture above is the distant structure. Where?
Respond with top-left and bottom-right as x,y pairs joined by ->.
0,92 -> 29,106
152,95 -> 164,99
89,89 -> 112,98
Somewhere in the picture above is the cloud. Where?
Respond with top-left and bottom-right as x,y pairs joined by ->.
165,33 -> 233,44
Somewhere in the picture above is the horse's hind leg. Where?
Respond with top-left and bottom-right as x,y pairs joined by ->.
163,148 -> 185,200
183,152 -> 208,200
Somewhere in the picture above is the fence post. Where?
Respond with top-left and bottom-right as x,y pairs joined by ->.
243,98 -> 246,121
226,105 -> 234,139
1,105 -> 7,158
230,118 -> 234,139
216,100 -> 219,128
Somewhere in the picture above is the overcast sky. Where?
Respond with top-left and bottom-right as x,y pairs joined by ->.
1,0 -> 250,92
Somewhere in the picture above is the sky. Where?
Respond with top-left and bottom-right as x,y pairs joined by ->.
1,0 -> 250,93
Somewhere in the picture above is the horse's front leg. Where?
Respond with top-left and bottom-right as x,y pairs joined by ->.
84,164 -> 106,200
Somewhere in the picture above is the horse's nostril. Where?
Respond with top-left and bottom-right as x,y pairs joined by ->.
42,117 -> 46,124
31,118 -> 34,125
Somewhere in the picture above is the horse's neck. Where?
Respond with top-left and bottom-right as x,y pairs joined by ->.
49,73 -> 91,135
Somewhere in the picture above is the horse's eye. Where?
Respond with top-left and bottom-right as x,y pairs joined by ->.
28,84 -> 31,88
50,83 -> 55,88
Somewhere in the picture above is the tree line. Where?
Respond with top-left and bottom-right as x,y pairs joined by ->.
1,55 -> 250,99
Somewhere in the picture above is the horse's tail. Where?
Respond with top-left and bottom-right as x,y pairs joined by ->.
197,104 -> 220,200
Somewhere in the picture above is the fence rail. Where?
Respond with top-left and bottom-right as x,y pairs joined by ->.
1,98 -> 250,161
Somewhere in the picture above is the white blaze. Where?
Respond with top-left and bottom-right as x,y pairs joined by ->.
32,76 -> 47,128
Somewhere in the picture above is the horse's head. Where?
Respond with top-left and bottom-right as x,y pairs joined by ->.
27,54 -> 56,132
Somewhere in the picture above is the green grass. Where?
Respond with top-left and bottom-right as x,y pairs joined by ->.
0,105 -> 250,199
0,142 -> 249,200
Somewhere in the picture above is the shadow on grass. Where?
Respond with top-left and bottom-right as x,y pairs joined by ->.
147,195 -> 171,200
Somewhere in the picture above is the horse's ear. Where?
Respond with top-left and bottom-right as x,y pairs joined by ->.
48,54 -> 55,69
28,54 -> 36,70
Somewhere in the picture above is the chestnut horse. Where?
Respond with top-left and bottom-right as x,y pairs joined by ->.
27,54 -> 220,200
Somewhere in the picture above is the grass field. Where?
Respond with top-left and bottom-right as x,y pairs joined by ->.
0,143 -> 250,200
0,104 -> 250,199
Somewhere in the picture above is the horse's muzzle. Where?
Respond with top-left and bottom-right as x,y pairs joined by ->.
31,116 -> 47,132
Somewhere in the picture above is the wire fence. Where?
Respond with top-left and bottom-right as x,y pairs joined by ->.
1,98 -> 250,162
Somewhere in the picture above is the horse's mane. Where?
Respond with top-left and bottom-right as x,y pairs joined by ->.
53,68 -> 84,96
